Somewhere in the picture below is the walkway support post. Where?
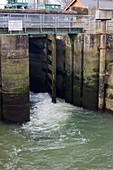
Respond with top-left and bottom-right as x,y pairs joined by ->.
98,20 -> 106,110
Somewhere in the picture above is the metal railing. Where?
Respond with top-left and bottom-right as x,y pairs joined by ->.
0,12 -> 93,33
1,11 -> 113,34
0,3 -> 113,34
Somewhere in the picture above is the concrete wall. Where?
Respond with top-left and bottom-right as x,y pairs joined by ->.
60,34 -> 100,110
1,32 -> 113,123
28,32 -> 113,114
64,34 -> 73,104
29,33 -> 113,114
0,44 -> 2,120
56,36 -> 65,99
63,34 -> 84,105
83,34 -> 99,110
0,34 -> 30,123
73,34 -> 83,107
105,34 -> 113,111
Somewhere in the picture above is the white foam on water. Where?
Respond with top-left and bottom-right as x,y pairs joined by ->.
22,92 -> 73,133
21,92 -> 88,146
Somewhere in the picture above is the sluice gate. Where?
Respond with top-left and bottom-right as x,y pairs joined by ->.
0,9 -> 113,123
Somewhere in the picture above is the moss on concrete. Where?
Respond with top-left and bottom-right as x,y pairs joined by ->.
82,34 -> 100,110
0,34 -> 30,123
64,34 -> 73,103
72,34 -> 82,106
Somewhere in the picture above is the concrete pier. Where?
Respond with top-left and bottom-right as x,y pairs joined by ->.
105,34 -> 113,112
63,34 -> 100,110
56,35 -> 65,99
72,34 -> 83,107
64,34 -> 84,106
64,34 -> 73,104
83,34 -> 100,110
0,50 -> 2,120
0,34 -> 30,123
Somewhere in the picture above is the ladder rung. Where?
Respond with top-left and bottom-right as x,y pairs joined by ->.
47,35 -> 54,41
48,55 -> 52,62
48,64 -> 52,71
47,73 -> 52,81
48,45 -> 53,51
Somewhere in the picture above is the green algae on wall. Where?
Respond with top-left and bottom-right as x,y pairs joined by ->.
82,34 -> 100,110
63,34 -> 83,106
72,34 -> 83,107
64,34 -> 73,103
63,34 -> 100,110
0,34 -> 30,123
56,33 -> 113,113
0,44 -> 2,119
56,36 -> 65,99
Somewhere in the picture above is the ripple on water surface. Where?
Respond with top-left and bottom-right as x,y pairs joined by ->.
0,92 -> 113,170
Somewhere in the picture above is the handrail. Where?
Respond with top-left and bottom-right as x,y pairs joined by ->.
0,12 -> 93,34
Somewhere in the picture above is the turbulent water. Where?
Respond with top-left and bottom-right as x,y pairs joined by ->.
0,92 -> 113,170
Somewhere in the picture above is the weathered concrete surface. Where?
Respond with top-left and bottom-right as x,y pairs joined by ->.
98,21 -> 106,110
0,46 -> 2,120
0,34 -> 30,123
29,32 -> 113,113
64,34 -> 73,103
63,34 -> 100,110
83,34 -> 100,110
56,36 -> 65,99
105,34 -> 113,111
73,34 -> 83,107
55,33 -> 113,113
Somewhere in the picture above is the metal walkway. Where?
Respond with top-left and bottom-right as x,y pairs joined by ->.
0,12 -> 91,34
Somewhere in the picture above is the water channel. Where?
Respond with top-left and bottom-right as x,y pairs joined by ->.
0,92 -> 113,170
